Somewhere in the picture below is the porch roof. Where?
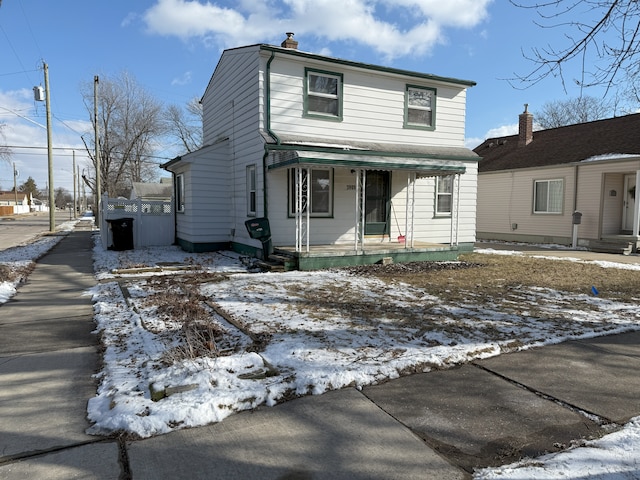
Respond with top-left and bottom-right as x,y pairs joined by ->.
266,147 -> 471,175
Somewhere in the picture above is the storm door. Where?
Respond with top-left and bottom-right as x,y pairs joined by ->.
623,174 -> 637,232
364,171 -> 390,235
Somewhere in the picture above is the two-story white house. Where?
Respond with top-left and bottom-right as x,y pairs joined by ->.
162,34 -> 479,270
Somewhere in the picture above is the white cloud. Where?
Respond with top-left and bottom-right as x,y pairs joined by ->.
142,0 -> 492,59
171,71 -> 193,86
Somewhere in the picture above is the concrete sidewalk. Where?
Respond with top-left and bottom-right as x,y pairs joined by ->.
0,229 -> 639,479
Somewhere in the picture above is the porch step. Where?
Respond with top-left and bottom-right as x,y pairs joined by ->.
256,253 -> 297,272
589,240 -> 634,255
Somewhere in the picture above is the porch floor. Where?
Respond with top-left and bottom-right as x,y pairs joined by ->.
272,241 -> 471,270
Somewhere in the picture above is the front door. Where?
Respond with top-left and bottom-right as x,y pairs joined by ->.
623,174 -> 636,232
364,171 -> 390,235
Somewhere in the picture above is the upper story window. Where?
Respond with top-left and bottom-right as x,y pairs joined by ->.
534,179 -> 563,214
405,85 -> 436,130
304,68 -> 343,120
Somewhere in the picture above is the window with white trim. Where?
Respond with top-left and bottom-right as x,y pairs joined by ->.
289,168 -> 333,217
405,85 -> 435,129
534,179 -> 563,213
305,69 -> 342,119
175,173 -> 185,213
247,165 -> 256,216
435,175 -> 453,215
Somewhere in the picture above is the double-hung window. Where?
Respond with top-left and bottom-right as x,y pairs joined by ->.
405,85 -> 435,129
305,69 -> 342,120
247,165 -> 256,216
289,168 -> 333,217
435,175 -> 453,215
534,179 -> 563,214
175,173 -> 185,213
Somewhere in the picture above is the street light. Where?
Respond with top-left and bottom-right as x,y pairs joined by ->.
33,62 -> 55,233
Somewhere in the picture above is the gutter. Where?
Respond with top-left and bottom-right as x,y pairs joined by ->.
262,51 -> 280,217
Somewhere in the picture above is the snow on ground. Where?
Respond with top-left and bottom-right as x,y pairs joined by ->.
2,226 -> 640,478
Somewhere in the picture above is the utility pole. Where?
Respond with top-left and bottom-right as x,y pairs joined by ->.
44,62 -> 55,232
94,75 -> 101,225
13,162 -> 17,207
73,151 -> 77,219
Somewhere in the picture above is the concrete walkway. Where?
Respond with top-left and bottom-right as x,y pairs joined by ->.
0,229 -> 639,479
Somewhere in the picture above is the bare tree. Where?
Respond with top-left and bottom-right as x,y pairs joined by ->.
0,123 -> 12,164
511,1 -> 640,93
81,71 -> 165,198
534,95 -> 615,128
164,97 -> 203,154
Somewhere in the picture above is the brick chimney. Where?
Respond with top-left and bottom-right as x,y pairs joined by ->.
518,104 -> 533,147
281,32 -> 298,49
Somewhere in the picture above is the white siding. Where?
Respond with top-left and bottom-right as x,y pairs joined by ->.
477,158 -> 640,243
202,47 -> 262,145
266,163 -> 477,246
171,141 -> 231,244
267,54 -> 468,148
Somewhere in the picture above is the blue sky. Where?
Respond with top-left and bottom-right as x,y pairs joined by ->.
0,0 -> 613,193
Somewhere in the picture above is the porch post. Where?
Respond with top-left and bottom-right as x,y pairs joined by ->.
449,174 -> 460,247
634,170 -> 640,237
360,170 -> 366,253
295,167 -> 310,253
405,172 -> 416,248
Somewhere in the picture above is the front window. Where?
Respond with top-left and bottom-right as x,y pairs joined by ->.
305,69 -> 342,120
175,173 -> 184,213
405,85 -> 435,129
289,168 -> 333,217
534,179 -> 563,213
435,175 -> 453,215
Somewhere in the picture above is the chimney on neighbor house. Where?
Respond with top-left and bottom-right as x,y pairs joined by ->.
281,32 -> 298,49
518,104 -> 533,147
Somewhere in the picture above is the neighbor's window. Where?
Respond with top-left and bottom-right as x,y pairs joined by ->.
175,173 -> 185,213
289,168 -> 333,217
247,165 -> 256,216
305,69 -> 342,119
435,175 -> 453,215
534,179 -> 563,214
405,85 -> 435,129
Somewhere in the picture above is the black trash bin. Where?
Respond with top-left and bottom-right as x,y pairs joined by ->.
244,217 -> 272,260
107,218 -> 134,251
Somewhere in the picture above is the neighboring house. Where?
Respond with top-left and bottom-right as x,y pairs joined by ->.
0,191 -> 30,205
130,180 -> 173,201
474,106 -> 640,254
162,34 -> 480,270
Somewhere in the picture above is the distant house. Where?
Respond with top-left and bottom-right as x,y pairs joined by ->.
474,107 -> 640,254
162,34 -> 480,270
0,191 -> 30,206
129,180 -> 173,201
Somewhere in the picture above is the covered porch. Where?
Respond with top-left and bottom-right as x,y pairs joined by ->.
262,141 -> 478,270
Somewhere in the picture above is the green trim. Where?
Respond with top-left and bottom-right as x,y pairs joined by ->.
303,68 -> 344,121
294,246 -> 471,271
269,156 -> 466,173
259,45 -> 476,88
404,85 -> 436,131
265,143 -> 477,163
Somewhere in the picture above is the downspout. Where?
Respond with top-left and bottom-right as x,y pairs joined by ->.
262,51 -> 281,218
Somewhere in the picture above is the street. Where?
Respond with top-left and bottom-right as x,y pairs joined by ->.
0,210 -> 82,250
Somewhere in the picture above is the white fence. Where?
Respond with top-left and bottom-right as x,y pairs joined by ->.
100,194 -> 174,250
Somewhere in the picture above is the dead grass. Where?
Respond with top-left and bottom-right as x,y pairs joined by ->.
348,253 -> 640,303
